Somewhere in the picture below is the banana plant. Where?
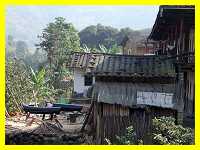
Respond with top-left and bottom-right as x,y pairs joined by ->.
30,67 -> 50,106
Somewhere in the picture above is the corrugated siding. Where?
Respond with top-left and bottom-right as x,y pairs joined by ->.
92,82 -> 178,109
69,53 -> 176,77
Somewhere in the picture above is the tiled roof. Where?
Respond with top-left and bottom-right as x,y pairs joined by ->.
69,52 -> 176,77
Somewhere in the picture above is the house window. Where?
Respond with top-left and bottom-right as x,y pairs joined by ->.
84,75 -> 93,86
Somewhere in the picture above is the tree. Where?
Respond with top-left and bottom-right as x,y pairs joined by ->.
79,24 -> 143,52
79,25 -> 98,48
15,40 -> 28,59
37,17 -> 81,68
7,35 -> 15,48
79,24 -> 119,49
37,17 -> 81,86
24,49 -> 47,70
6,35 -> 16,58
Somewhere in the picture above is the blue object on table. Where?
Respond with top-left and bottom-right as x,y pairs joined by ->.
22,104 -> 61,114
52,103 -> 83,112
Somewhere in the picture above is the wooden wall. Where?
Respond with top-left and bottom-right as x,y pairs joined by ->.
92,102 -> 177,144
152,18 -> 195,126
184,71 -> 195,117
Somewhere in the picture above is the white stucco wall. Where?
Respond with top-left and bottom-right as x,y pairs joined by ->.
74,69 -> 95,96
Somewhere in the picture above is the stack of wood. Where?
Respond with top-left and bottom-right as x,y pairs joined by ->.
30,122 -> 64,135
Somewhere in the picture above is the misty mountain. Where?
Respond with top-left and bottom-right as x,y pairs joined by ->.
6,6 -> 152,52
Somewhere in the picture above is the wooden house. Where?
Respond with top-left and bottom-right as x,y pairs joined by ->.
68,53 -> 95,97
148,5 -> 195,127
121,36 -> 155,55
69,52 -> 184,144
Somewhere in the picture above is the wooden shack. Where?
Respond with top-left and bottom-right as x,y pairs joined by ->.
69,52 -> 184,144
121,36 -> 155,55
148,5 -> 195,127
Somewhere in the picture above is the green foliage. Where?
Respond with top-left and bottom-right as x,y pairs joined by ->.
79,24 -> 144,51
105,117 -> 194,145
112,126 -> 143,145
6,35 -> 47,70
37,17 -> 81,87
60,67 -> 71,78
6,35 -> 16,54
6,38 -> 28,60
6,58 -> 58,113
6,59 -> 33,113
29,67 -> 57,105
30,67 -> 46,88
115,126 -> 137,144
98,44 -> 121,54
15,40 -> 28,59
6,35 -> 28,60
37,17 -> 81,68
81,43 -> 122,54
79,24 -> 119,49
24,49 -> 47,70
152,116 -> 194,145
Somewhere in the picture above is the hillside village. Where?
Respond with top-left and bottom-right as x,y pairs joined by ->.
6,5 -> 194,145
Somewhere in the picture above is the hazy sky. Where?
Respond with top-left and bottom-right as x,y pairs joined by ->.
6,5 -> 159,30
6,5 -> 159,49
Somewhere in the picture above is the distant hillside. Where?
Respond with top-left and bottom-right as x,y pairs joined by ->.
79,24 -> 151,49
6,7 -> 152,51
6,6 -> 156,52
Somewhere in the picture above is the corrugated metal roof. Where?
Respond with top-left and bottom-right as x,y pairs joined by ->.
69,52 -> 176,77
92,82 -> 179,109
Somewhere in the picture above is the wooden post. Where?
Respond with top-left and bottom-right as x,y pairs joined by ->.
26,112 -> 30,120
81,101 -> 94,132
42,114 -> 45,120
5,109 -> 10,118
176,67 -> 184,124
50,114 -> 54,121
177,111 -> 183,124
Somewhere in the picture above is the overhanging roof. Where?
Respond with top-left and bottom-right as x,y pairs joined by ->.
148,5 -> 195,41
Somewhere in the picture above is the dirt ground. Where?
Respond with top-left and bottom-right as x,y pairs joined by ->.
5,109 -> 93,145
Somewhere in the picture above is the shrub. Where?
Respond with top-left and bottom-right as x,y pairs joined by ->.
108,126 -> 143,145
6,59 -> 33,113
6,59 -> 58,113
152,116 -> 194,145
105,116 -> 194,145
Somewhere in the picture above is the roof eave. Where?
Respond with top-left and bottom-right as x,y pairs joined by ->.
148,5 -> 195,41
